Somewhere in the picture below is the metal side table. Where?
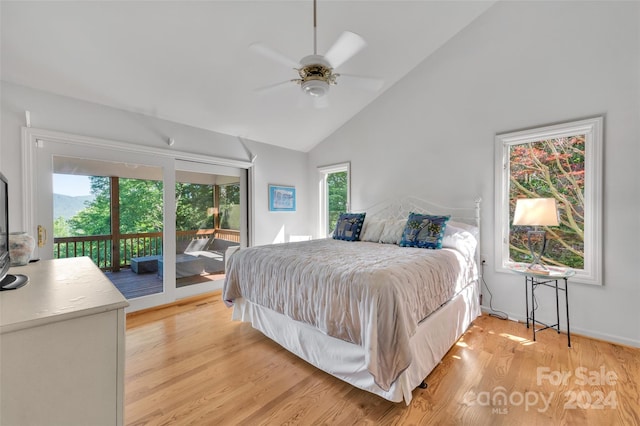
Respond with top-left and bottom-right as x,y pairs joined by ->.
509,265 -> 575,347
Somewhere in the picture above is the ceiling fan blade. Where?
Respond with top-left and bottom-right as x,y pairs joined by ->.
254,80 -> 293,94
324,31 -> 367,69
338,74 -> 384,92
249,42 -> 300,69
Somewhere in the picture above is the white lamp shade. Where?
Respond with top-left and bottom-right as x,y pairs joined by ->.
513,198 -> 559,226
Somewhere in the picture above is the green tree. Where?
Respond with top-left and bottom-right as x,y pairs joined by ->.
120,178 -> 163,233
220,184 -> 240,205
175,183 -> 214,231
327,172 -> 347,232
53,216 -> 70,237
67,178 -> 232,234
68,176 -> 111,235
68,177 -> 164,236
219,183 -> 240,230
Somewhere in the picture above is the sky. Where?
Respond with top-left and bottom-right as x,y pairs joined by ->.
53,174 -> 92,197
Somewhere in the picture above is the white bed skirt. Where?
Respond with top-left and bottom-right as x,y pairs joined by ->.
231,280 -> 481,404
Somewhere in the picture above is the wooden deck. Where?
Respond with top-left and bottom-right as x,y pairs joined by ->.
105,268 -> 224,299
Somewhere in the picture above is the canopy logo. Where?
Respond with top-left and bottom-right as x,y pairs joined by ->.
463,365 -> 619,414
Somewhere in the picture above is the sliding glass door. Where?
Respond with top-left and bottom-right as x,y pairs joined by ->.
33,142 -> 173,311
26,131 -> 250,311
173,160 -> 246,298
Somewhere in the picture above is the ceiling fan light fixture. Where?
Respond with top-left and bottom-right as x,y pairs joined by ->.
301,79 -> 329,97
250,0 -> 381,105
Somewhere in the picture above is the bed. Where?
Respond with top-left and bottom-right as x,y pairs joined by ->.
223,197 -> 481,404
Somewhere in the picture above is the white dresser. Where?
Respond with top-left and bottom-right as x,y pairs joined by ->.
0,257 -> 129,426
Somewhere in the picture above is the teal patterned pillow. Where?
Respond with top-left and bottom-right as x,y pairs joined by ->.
333,213 -> 366,241
399,213 -> 450,249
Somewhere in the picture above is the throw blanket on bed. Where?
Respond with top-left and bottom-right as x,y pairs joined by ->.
223,238 -> 476,391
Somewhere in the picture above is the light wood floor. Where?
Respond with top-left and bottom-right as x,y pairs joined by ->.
125,291 -> 640,425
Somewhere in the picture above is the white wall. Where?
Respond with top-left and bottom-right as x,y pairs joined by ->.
244,139 -> 311,245
309,1 -> 640,346
0,82 -> 309,247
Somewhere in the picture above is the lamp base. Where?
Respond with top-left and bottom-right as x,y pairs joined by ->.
526,229 -> 549,272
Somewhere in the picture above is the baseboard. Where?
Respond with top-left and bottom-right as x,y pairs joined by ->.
480,306 -> 640,349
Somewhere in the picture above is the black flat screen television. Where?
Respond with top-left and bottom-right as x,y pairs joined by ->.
0,172 -> 29,290
0,172 -> 10,282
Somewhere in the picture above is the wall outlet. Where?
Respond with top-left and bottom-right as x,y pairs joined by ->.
481,254 -> 488,264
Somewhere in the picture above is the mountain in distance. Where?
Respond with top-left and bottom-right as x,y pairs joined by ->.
54,193 -> 95,220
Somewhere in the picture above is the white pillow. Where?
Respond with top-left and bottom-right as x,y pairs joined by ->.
442,225 -> 478,261
448,220 -> 479,240
360,219 -> 385,242
378,219 -> 407,244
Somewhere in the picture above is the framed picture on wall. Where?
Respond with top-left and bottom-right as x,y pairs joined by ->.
269,185 -> 296,212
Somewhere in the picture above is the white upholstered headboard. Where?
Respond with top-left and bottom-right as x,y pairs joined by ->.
357,196 -> 482,273
359,196 -> 481,229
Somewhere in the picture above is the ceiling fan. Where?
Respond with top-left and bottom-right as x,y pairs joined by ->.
250,0 -> 383,107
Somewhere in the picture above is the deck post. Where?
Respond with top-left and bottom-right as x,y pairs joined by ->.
111,176 -> 121,272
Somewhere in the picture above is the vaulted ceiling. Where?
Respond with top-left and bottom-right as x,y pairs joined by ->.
1,1 -> 495,152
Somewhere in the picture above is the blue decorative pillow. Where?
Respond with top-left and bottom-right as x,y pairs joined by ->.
333,213 -> 366,241
399,213 -> 451,249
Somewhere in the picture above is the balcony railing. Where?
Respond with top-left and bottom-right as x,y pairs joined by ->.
54,228 -> 240,272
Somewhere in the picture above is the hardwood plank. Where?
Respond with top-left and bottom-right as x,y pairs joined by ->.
125,291 -> 640,425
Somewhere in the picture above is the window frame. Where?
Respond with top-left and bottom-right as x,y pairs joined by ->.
494,117 -> 603,285
318,162 -> 350,237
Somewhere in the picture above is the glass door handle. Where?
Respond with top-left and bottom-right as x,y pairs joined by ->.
38,225 -> 47,247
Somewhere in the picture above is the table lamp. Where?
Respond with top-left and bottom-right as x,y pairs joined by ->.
512,198 -> 559,271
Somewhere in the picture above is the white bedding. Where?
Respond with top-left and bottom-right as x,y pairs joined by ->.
223,238 -> 477,391
231,280 -> 480,403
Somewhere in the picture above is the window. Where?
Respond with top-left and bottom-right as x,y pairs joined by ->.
318,162 -> 350,237
494,117 -> 603,285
